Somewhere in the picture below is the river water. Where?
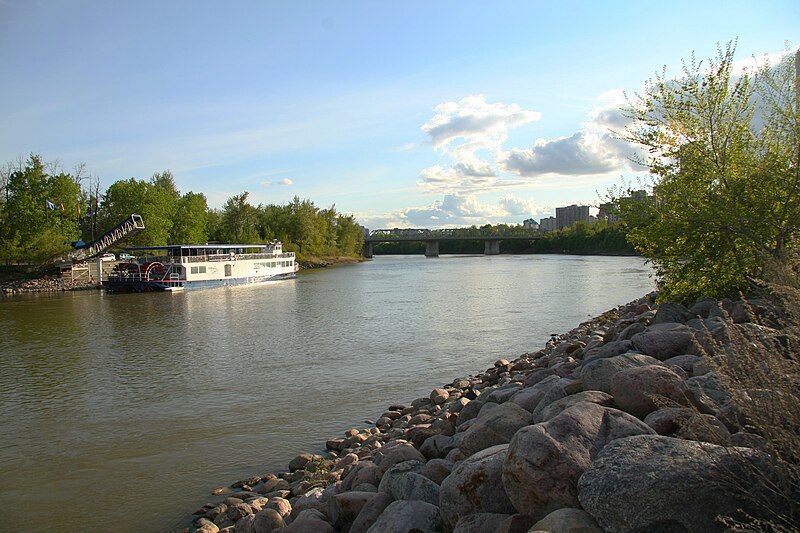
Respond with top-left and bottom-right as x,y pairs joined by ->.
0,254 -> 653,531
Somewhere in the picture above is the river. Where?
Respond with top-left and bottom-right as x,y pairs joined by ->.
0,254 -> 653,531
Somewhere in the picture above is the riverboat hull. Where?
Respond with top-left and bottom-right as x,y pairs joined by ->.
103,272 -> 296,293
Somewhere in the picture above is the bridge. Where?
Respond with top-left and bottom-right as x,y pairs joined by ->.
363,228 -> 542,258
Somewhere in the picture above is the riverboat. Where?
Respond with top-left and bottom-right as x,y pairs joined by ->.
104,242 -> 297,292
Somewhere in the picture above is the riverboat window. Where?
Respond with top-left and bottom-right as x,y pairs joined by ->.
225,264 -> 232,277
190,266 -> 207,274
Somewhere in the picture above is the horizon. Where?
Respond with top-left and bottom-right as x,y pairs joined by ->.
1,1 -> 798,228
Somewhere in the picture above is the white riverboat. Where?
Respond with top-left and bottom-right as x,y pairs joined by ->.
104,242 -> 297,292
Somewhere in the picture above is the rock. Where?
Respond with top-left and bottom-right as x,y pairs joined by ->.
378,460 -> 439,505
289,453 -> 321,472
643,407 -> 695,435
610,364 -> 690,418
483,383 -> 523,404
452,513 -> 512,532
264,497 -> 291,520
522,368 -> 559,387
251,508 -> 285,533
459,402 -> 531,457
528,508 -> 602,533
197,520 -> 221,533
631,324 -> 697,360
730,431 -> 766,448
373,442 -> 425,474
662,354 -> 701,372
533,390 -> 614,423
290,488 -> 326,519
329,491 -> 379,528
456,399 -> 486,425
685,372 -> 731,407
420,434 -> 457,460
234,514 -> 254,533
580,353 -> 662,394
688,298 -> 719,318
578,435 -> 764,532
583,339 -> 634,363
617,321 -> 646,341
652,302 -> 688,324
365,500 -> 441,533
226,502 -> 252,522
510,375 -> 560,412
259,478 -> 290,494
502,402 -> 654,520
349,492 -> 393,533
430,388 -> 450,404
529,378 -> 582,422
439,444 -> 517,529
280,509 -> 335,533
421,458 -> 453,485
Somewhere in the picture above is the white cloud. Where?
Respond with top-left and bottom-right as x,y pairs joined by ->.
356,193 -> 542,229
421,94 -> 541,149
278,178 -> 293,186
259,180 -> 271,186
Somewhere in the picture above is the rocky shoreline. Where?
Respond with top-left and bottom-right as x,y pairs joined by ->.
0,275 -> 99,295
183,293 -> 783,532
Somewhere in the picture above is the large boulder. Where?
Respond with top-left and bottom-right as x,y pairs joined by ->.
502,402 -> 654,520
533,390 -> 614,424
452,513 -> 511,532
340,461 -> 381,491
529,378 -> 582,423
583,339 -> 634,363
652,302 -> 689,324
421,458 -> 454,485
580,353 -> 662,394
630,324 -> 698,360
251,508 -> 285,532
280,509 -> 335,533
365,500 -> 441,533
373,442 -> 426,474
459,402 -> 531,457
578,435 -> 763,532
529,508 -> 602,533
349,492 -> 393,533
609,365 -> 690,418
439,444 -> 517,529
378,461 -> 440,505
510,375 -> 560,412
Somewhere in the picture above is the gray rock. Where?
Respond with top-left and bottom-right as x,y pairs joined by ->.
373,442 -> 426,474
439,444 -> 517,529
583,339 -> 634,363
456,400 -> 485,425
280,508 -> 335,532
459,402 -> 531,457
264,497 -> 291,520
610,364 -> 690,418
483,383 -> 523,404
631,324 -> 697,360
686,372 -> 731,406
662,354 -> 701,372
290,488 -> 326,519
533,390 -> 614,423
348,493 -> 393,533
580,353 -> 662,394
522,368 -> 559,387
529,508 -> 602,532
502,402 -> 654,520
578,435 -> 763,532
378,461 -> 439,505
509,375 -> 560,412
529,378 -> 583,423
421,458 -> 454,485
328,491 -> 379,528
652,302 -> 688,324
643,407 -> 695,435
340,461 -> 381,491
420,434 -> 457,460
452,513 -> 512,533
365,500 -> 442,533
688,298 -> 719,318
617,321 -> 646,341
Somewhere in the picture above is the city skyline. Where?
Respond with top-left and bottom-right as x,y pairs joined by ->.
1,1 -> 798,228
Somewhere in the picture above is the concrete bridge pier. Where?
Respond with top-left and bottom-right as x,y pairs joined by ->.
425,240 -> 440,258
484,239 -> 500,255
363,241 -> 373,259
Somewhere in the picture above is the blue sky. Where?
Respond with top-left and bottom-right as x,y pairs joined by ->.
1,1 -> 798,228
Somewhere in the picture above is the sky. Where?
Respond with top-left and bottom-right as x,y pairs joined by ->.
0,1 -> 798,228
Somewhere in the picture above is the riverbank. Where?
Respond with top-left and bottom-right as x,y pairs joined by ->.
297,255 -> 365,270
182,291 -> 789,532
0,275 -> 99,294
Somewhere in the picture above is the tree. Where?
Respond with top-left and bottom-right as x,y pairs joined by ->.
219,192 -> 260,243
101,176 -> 174,246
171,192 -> 208,244
619,43 -> 800,301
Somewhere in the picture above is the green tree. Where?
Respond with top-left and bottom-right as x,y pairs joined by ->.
619,43 -> 800,301
219,192 -> 260,243
101,176 -> 174,246
171,192 -> 209,244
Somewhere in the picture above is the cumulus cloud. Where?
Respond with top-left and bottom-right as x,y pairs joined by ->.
356,193 -> 542,229
499,90 -> 645,178
278,178 -> 293,186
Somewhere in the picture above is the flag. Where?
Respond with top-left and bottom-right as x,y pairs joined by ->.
45,200 -> 58,211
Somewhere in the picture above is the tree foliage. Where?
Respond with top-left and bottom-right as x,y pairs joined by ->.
618,43 -> 800,302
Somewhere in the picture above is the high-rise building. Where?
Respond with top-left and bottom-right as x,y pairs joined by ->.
555,204 -> 590,229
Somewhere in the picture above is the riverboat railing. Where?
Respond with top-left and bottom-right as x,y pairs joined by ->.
181,252 -> 295,263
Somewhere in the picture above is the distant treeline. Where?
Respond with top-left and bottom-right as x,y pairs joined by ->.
0,155 -> 364,265
373,220 -> 634,255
